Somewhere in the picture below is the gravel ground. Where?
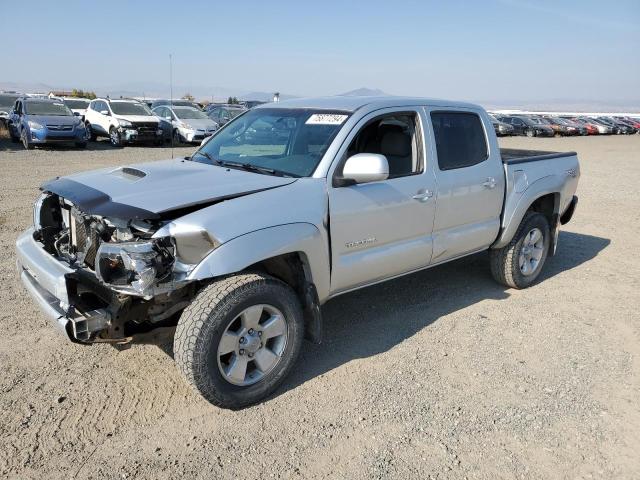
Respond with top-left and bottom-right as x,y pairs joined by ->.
0,135 -> 638,480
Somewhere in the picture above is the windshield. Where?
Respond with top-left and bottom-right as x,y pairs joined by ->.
25,101 -> 72,116
174,107 -> 209,120
194,108 -> 350,177
64,99 -> 90,109
208,107 -> 246,119
154,100 -> 198,108
0,95 -> 18,110
530,117 -> 547,125
110,102 -> 152,116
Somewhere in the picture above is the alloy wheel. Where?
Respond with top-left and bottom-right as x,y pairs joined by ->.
216,304 -> 288,386
110,128 -> 120,146
519,228 -> 544,276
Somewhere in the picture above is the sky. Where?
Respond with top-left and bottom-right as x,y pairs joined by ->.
2,0 -> 639,106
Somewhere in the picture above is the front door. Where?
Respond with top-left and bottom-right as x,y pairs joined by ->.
328,109 -> 437,293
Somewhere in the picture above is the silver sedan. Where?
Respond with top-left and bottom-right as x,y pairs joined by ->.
153,105 -> 219,144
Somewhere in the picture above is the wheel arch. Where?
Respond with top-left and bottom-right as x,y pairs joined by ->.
494,178 -> 562,250
186,223 -> 330,343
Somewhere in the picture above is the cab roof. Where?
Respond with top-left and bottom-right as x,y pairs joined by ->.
257,96 -> 481,112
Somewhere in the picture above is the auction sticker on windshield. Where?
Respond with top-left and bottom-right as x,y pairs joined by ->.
306,114 -> 348,125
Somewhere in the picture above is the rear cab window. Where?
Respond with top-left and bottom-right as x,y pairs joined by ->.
430,111 -> 488,170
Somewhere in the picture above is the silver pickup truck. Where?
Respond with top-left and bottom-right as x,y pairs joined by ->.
16,97 -> 580,409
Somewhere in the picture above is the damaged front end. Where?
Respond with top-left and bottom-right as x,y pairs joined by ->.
20,191 -> 198,345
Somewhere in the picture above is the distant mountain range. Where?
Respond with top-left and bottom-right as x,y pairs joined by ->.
1,81 -> 637,112
338,88 -> 390,96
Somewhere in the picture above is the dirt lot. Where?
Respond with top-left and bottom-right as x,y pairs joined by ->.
0,134 -> 638,480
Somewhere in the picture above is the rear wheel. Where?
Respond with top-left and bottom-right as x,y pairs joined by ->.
490,212 -> 550,289
174,273 -> 304,409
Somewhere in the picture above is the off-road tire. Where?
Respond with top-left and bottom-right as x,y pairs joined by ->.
490,212 -> 550,289
174,273 -> 304,409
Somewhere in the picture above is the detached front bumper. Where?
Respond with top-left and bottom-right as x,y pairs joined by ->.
120,127 -> 163,144
16,228 -> 109,343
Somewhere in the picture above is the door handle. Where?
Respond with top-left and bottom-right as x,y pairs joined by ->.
412,189 -> 434,202
482,177 -> 497,189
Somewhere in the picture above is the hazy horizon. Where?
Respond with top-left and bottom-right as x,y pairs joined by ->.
2,0 -> 638,109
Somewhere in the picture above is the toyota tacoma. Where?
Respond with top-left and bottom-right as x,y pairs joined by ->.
16,97 -> 580,409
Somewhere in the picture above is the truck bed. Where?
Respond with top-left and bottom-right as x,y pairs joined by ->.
500,148 -> 577,165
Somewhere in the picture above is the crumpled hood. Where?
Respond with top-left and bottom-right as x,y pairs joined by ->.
41,158 -> 297,220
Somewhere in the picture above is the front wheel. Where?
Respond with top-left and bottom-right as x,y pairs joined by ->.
109,127 -> 122,147
490,212 -> 550,289
172,129 -> 183,145
85,122 -> 96,141
21,130 -> 33,150
525,129 -> 535,138
174,273 -> 304,409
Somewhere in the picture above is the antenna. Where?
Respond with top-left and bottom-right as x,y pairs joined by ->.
169,53 -> 174,159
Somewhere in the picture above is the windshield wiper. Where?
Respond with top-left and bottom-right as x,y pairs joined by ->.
219,160 -> 298,178
192,150 -> 221,165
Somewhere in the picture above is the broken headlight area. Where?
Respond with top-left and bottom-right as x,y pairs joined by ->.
96,238 -> 175,297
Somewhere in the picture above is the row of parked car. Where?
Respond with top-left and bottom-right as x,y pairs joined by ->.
0,91 -> 251,149
489,112 -> 640,137
2,90 -> 639,149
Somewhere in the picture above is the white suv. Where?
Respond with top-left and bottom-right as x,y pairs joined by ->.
84,98 -> 164,147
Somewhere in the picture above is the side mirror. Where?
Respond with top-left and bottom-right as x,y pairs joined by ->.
100,110 -> 110,116
336,153 -> 389,186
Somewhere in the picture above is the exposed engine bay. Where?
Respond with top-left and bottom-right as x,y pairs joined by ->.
33,192 -> 195,344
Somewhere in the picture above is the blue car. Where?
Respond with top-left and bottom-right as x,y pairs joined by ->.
7,97 -> 88,149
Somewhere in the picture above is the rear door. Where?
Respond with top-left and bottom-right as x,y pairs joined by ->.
328,108 -> 437,293
427,109 -> 505,264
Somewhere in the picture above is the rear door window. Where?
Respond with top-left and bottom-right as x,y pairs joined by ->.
431,112 -> 488,171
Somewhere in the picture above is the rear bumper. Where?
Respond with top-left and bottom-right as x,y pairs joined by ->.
16,228 -> 108,343
560,196 -> 578,225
